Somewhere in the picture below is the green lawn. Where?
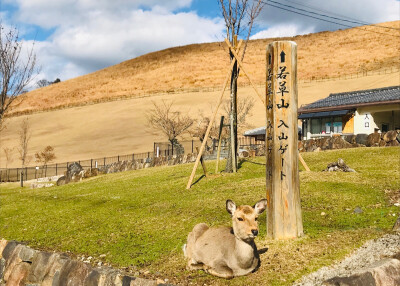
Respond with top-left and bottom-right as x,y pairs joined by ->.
1,147 -> 399,285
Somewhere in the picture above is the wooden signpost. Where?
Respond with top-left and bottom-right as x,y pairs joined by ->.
266,41 -> 303,239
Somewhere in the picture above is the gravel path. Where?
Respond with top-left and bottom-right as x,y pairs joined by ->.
294,232 -> 400,286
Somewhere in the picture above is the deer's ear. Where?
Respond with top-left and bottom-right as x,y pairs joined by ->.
226,200 -> 236,216
254,199 -> 268,215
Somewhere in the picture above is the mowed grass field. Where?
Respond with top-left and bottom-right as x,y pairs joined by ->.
1,70 -> 399,168
1,147 -> 399,285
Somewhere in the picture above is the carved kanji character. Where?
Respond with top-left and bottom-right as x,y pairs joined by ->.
277,98 -> 289,109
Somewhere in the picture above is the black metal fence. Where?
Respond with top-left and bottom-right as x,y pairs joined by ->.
1,137 -> 265,183
0,151 -> 155,183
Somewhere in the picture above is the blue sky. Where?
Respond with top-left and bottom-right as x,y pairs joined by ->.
1,0 -> 399,84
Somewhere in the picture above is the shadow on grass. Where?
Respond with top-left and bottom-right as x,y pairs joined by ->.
191,175 -> 206,187
238,159 -> 266,169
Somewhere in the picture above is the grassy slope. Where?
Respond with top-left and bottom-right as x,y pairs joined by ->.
1,70 -> 398,168
10,21 -> 400,115
1,147 -> 399,285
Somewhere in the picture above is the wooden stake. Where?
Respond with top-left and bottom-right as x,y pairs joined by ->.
298,153 -> 310,171
215,116 -> 225,173
186,40 -> 243,189
225,39 -> 265,106
196,147 -> 208,177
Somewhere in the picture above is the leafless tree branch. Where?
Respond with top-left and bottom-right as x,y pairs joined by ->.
0,22 -> 38,127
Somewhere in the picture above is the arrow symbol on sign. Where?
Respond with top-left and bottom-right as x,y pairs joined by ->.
280,51 -> 286,63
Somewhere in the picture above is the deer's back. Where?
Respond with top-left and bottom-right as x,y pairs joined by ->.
193,226 -> 236,263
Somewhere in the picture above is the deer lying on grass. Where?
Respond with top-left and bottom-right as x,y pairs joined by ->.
184,199 -> 268,278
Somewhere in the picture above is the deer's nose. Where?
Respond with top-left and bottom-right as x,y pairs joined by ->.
251,229 -> 258,236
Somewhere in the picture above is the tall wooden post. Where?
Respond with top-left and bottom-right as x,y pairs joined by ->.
266,41 -> 303,239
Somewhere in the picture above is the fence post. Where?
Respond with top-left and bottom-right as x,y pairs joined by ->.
0,170 -> 2,182
20,170 -> 23,187
192,140 -> 194,153
45,165 -> 47,177
147,152 -> 150,158
25,167 -> 28,181
132,153 -> 134,161
104,157 -> 106,166
17,168 -> 19,181
56,164 -> 58,176
118,155 -> 120,162
91,159 -> 93,169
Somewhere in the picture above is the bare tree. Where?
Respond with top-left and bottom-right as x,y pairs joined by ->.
2,147 -> 14,169
35,145 -> 56,166
0,23 -> 38,128
17,118 -> 31,167
36,79 -> 50,88
223,96 -> 255,133
147,101 -> 194,153
194,95 -> 255,143
218,0 -> 264,172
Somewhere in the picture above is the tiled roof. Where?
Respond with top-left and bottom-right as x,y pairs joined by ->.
301,85 -> 400,111
243,126 -> 266,136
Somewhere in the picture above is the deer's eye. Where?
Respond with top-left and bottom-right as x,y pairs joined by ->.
237,217 -> 244,221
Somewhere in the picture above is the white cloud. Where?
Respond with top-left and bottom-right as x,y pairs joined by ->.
257,0 -> 400,33
251,24 -> 314,39
4,0 -> 224,81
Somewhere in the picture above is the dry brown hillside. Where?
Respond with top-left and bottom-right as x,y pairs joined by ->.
11,21 -> 400,115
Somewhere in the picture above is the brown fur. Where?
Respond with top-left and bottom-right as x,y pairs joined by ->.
184,199 -> 267,278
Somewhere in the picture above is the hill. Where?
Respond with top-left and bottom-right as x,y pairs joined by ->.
10,20 -> 400,116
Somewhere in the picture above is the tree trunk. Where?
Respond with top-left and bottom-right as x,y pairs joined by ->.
225,48 -> 238,173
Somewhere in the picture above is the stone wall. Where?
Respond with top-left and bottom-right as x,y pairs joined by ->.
0,239 -> 166,286
298,130 -> 399,152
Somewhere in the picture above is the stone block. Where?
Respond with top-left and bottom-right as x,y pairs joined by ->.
27,252 -> 69,285
324,258 -> 400,286
5,261 -> 30,286
84,267 -> 119,286
58,260 -> 91,286
1,241 -> 18,261
0,241 -> 8,259
384,131 -> 398,142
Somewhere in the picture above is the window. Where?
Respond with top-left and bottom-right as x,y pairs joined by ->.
382,123 -> 389,132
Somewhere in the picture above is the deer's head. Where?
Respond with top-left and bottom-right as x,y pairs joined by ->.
226,199 -> 268,242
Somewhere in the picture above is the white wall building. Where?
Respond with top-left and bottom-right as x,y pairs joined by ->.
298,86 -> 400,140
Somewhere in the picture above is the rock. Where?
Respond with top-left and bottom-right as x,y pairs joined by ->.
323,158 -> 356,172
355,134 -> 368,145
379,139 -> 387,147
314,147 -> 321,152
386,140 -> 400,147
3,244 -> 36,282
393,216 -> 400,232
354,207 -> 363,214
366,133 -> 381,147
5,261 -> 30,286
384,131 -> 398,142
324,258 -> 400,286
66,162 -> 83,182
58,260 -> 91,286
27,252 -> 66,284
56,176 -> 66,186
0,240 -> 9,259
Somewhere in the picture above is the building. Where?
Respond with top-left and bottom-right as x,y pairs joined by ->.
244,86 -> 400,141
299,86 -> 400,139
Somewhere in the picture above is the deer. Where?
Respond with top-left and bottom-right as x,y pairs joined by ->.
183,199 -> 268,279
